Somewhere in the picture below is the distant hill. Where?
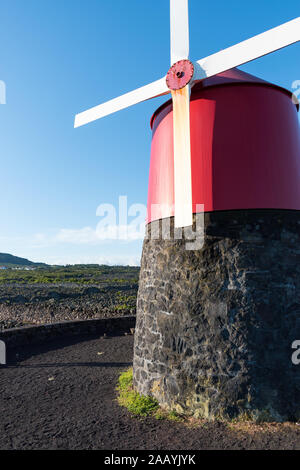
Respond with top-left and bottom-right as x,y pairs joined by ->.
0,253 -> 48,268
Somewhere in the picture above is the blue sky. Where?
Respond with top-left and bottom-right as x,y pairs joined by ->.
0,0 -> 299,265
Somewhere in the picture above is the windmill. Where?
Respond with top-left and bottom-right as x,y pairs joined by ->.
74,0 -> 300,229
75,2 -> 300,421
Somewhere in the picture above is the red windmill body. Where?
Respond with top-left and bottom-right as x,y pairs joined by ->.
147,68 -> 300,223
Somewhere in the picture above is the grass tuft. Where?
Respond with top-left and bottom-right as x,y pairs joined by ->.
116,368 -> 159,417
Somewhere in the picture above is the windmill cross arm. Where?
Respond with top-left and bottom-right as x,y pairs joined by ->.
193,16 -> 300,81
74,77 -> 170,128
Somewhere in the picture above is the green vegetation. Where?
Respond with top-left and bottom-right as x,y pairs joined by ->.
116,368 -> 183,422
165,410 -> 184,422
117,368 -> 159,417
0,264 -> 140,286
0,264 -> 139,329
153,409 -> 184,422
114,292 -> 137,312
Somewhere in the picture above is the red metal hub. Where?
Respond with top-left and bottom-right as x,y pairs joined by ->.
166,59 -> 194,90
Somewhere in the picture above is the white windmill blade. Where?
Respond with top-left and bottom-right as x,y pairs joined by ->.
170,0 -> 190,65
74,77 -> 170,128
171,86 -> 193,228
194,17 -> 300,81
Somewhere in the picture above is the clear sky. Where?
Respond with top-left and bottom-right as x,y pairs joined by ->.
0,0 -> 299,265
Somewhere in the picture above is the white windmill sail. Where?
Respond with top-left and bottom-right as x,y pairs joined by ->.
194,17 -> 300,81
74,78 -> 170,128
170,0 -> 190,64
169,0 -> 193,227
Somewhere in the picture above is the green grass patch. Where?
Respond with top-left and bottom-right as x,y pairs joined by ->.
117,368 -> 159,417
116,368 -> 184,422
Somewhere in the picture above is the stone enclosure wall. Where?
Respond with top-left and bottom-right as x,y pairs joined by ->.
133,210 -> 300,422
0,316 -> 136,348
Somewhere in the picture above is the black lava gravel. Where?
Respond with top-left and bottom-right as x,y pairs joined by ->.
0,334 -> 299,450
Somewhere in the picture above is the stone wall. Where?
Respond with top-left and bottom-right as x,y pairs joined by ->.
133,210 -> 300,422
0,316 -> 136,348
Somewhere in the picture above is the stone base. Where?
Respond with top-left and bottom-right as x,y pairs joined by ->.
133,210 -> 300,422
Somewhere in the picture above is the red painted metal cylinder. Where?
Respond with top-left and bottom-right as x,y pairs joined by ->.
147,68 -> 300,224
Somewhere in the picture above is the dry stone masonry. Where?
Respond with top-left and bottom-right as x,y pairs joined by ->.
133,210 -> 300,422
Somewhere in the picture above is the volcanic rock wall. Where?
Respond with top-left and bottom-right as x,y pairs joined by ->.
133,210 -> 300,422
